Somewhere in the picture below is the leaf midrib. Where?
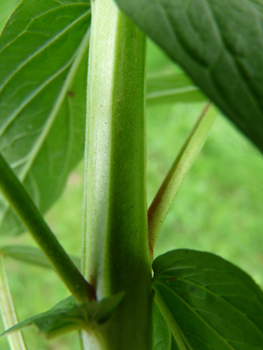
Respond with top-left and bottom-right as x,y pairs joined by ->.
155,281 -> 238,349
155,279 -> 263,345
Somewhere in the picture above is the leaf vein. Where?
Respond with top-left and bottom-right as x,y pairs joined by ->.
0,8 -> 90,93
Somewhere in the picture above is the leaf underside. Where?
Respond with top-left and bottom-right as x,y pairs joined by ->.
0,0 -> 91,235
115,0 -> 263,154
153,249 -> 263,350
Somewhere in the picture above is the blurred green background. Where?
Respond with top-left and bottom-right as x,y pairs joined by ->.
1,1 -> 263,349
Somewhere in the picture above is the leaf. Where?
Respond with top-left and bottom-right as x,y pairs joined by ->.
0,0 -> 91,235
154,301 -> 174,350
1,292 -> 124,340
153,249 -> 263,350
146,71 -> 205,105
148,103 -> 216,251
0,245 -> 81,270
0,255 -> 27,350
115,0 -> 263,153
0,0 -> 20,33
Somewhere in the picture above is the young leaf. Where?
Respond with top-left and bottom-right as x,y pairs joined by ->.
0,0 -> 91,235
1,293 -> 124,340
153,249 -> 263,349
147,71 -> 205,105
115,0 -> 263,153
0,245 -> 81,270
148,103 -> 216,252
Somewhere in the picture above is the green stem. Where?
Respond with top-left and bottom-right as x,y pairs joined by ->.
82,0 -> 153,348
0,255 -> 27,350
0,152 -> 95,303
148,102 -> 216,254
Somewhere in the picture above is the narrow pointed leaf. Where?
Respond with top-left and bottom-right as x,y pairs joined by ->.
1,296 -> 84,340
115,0 -> 263,153
147,71 -> 205,105
148,103 -> 216,251
0,256 -> 27,350
153,249 -> 263,349
0,0 -> 91,235
0,245 -> 81,270
1,293 -> 124,340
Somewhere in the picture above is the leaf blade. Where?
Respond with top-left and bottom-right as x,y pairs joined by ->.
0,0 -> 91,235
148,103 -> 216,251
153,249 -> 263,349
154,301 -> 179,350
0,0 -> 19,33
115,0 -> 263,153
0,293 -> 124,340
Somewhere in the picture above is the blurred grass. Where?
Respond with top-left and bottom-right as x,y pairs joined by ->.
1,4 -> 263,349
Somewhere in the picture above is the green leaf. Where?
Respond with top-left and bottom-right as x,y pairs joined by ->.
0,245 -> 81,270
115,0 -> 263,153
146,71 -> 205,105
0,0 -> 20,33
153,301 -> 187,350
148,103 -> 216,251
154,302 -> 173,350
0,0 -> 91,235
1,293 -> 124,340
0,255 -> 27,350
153,249 -> 263,350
